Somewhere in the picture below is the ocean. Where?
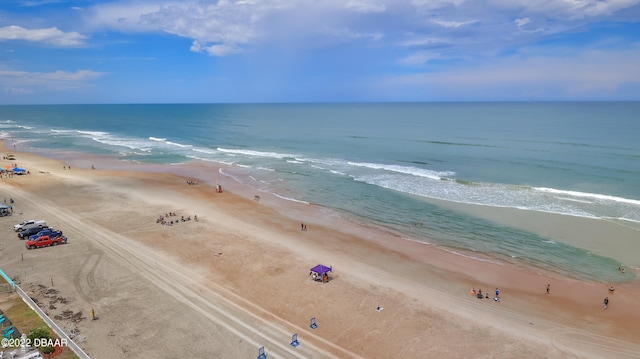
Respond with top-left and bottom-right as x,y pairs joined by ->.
1,102 -> 638,282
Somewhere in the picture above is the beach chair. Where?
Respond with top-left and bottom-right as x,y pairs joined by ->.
257,346 -> 267,359
290,333 -> 300,347
1,326 -> 11,334
0,316 -> 5,324
2,326 -> 14,338
309,317 -> 318,330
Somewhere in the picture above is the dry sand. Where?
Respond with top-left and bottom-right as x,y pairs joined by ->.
0,142 -> 639,359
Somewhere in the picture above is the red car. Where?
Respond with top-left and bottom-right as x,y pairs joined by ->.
25,235 -> 67,249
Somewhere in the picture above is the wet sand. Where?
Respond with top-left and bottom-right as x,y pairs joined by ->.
427,197 -> 640,269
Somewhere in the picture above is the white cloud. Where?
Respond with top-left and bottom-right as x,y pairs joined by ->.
0,25 -> 87,47
323,26 -> 384,41
512,0 -> 640,19
431,19 -> 477,28
413,0 -> 640,19
345,1 -> 386,13
514,17 -> 531,27
190,41 -> 240,56
411,0 -> 466,10
0,69 -> 106,94
399,51 -> 440,66
383,48 -> 640,99
79,0 -> 640,63
84,0 -> 391,56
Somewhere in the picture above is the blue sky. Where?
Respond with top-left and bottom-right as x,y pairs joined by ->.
1,0 -> 639,104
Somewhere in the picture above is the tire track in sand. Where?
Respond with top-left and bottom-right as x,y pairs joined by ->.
73,250 -> 103,303
16,186 -> 361,359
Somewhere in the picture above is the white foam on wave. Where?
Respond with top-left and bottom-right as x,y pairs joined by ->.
554,196 -> 593,204
271,192 -> 310,204
535,187 -> 640,206
77,130 -> 110,137
352,172 -> 611,221
91,137 -> 150,150
191,148 -> 218,155
217,147 -> 299,160
617,217 -> 640,224
439,247 -> 505,266
148,137 -> 191,148
186,154 -> 216,162
347,161 -> 455,180
166,140 -> 191,148
401,236 -> 431,245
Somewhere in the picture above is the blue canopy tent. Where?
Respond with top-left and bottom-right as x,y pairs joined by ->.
12,167 -> 26,175
310,264 -> 332,283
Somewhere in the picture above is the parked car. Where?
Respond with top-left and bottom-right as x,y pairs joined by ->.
25,235 -> 67,249
17,225 -> 49,239
28,229 -> 63,241
14,220 -> 46,232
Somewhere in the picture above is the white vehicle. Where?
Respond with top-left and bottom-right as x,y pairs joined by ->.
14,220 -> 46,232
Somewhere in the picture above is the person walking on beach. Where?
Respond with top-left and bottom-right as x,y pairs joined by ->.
546,284 -> 551,295
495,288 -> 499,298
603,296 -> 609,309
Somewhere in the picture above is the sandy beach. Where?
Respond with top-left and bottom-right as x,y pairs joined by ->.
1,142 -> 639,359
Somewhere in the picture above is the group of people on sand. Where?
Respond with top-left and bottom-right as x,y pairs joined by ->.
601,266 -> 628,309
545,281 -> 616,310
156,212 -> 198,226
186,179 -> 198,185
470,287 -> 501,302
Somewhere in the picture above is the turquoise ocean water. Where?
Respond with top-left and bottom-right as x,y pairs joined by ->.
1,102 -> 638,282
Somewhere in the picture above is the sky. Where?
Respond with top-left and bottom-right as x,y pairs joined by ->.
0,0 -> 639,104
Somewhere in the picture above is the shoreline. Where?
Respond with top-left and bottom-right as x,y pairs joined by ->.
1,141 -> 639,358
19,142 -> 638,283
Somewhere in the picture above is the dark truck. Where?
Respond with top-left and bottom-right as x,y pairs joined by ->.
28,228 -> 63,241
17,225 -> 49,239
25,235 -> 67,249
